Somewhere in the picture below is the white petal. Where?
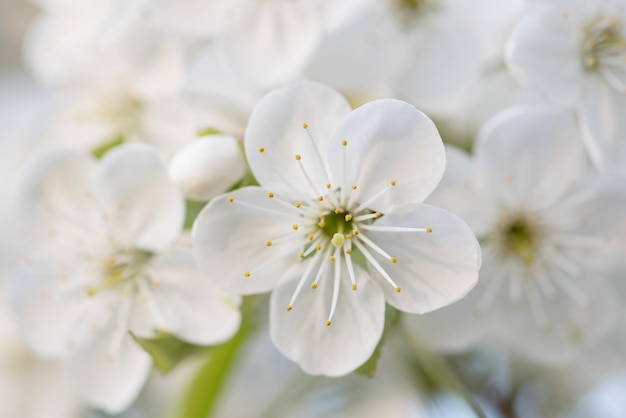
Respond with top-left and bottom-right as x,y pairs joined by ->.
147,0 -> 242,38
578,75 -> 626,175
269,267 -> 385,376
505,5 -> 584,107
244,81 -> 351,200
425,146 -> 497,237
362,203 -> 480,314
474,105 -> 587,209
93,143 -> 184,252
130,249 -> 241,346
168,135 -> 247,202
192,187 -> 302,295
215,1 -> 321,87
496,276 -> 618,366
328,99 -> 445,211
67,320 -> 152,414
10,261 -> 119,358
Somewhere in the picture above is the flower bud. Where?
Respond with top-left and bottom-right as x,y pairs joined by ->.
168,135 -> 247,201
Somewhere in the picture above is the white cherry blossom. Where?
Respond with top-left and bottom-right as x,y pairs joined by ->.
404,106 -> 624,365
193,81 -> 480,376
506,0 -> 626,175
11,144 -> 240,413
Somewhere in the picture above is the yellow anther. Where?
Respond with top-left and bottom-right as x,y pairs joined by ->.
267,191 -> 274,198
295,154 -> 301,160
345,234 -> 351,239
390,179 -> 397,186
334,208 -> 341,214
351,184 -> 357,190
292,224 -> 299,230
345,248 -> 352,254
344,214 -> 352,221
395,286 -> 402,293
295,201 -> 302,208
302,123 -> 308,129
319,213 -> 325,218
316,244 -> 322,251
318,221 -> 326,228
329,256 -> 335,262
586,57 -> 597,68
375,212 -> 381,218
307,234 -> 314,241
352,229 -> 359,236
243,272 -> 250,277
325,320 -> 331,326
341,139 -> 348,146
351,284 -> 357,291
317,195 -> 324,201
286,305 -> 292,312
332,233 -> 345,248
265,241 -> 272,247
298,252 -> 305,259
228,196 -> 234,203
86,287 -> 96,297
258,147 -> 265,153
390,257 -> 397,263
326,183 -> 331,189
426,227 -> 433,233
310,283 -> 318,289
561,11 -> 569,19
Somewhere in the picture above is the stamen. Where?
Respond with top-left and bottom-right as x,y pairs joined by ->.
549,233 -> 606,248
508,268 -> 522,306
360,224 -> 433,233
354,183 -> 395,213
326,247 -> 342,326
546,266 -> 590,308
544,247 -> 583,278
301,122 -> 334,187
287,251 -> 322,310
354,212 -> 381,222
311,247 -> 332,288
353,240 -> 400,291
526,281 -> 549,332
258,147 -> 265,153
267,192 -> 274,198
353,229 -> 394,261
344,242 -> 357,291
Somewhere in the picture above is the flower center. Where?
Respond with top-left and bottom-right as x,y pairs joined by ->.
86,249 -> 151,297
390,0 -> 439,28
492,212 -> 543,265
581,16 -> 626,82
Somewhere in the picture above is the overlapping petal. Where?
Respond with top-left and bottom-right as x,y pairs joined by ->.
328,99 -> 445,212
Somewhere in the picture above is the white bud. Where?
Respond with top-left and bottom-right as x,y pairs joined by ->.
168,135 -> 247,201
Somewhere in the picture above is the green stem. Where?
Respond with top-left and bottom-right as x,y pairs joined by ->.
172,320 -> 254,418
406,333 -> 487,418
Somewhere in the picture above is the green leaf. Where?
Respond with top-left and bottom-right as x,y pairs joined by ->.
91,135 -> 124,159
131,331 -> 207,374
354,304 -> 400,378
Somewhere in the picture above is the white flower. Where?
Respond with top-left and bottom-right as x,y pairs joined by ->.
404,106 -> 624,365
168,135 -> 248,201
192,81 -> 480,376
11,144 -> 240,413
506,0 -> 626,175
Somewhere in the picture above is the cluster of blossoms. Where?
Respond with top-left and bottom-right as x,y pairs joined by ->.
1,0 -> 626,417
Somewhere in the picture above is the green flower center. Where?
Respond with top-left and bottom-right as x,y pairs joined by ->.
319,209 -> 353,239
86,249 -> 152,296
581,16 -> 626,71
492,213 -> 543,265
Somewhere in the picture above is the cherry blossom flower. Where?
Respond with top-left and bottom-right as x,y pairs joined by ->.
11,144 -> 240,413
404,106 -> 625,364
193,81 -> 480,376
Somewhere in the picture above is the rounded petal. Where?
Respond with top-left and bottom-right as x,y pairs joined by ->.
93,143 -> 184,252
328,99 -> 445,212
168,135 -> 247,202
269,268 -> 385,376
192,187 -> 303,295
362,203 -> 480,314
10,261 -> 119,358
17,148 -> 105,244
130,249 -> 241,346
67,322 -> 152,413
578,75 -> 626,175
505,5 -> 584,107
215,1 -> 321,87
474,106 -> 587,209
425,146 -> 497,237
244,81 -> 352,201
